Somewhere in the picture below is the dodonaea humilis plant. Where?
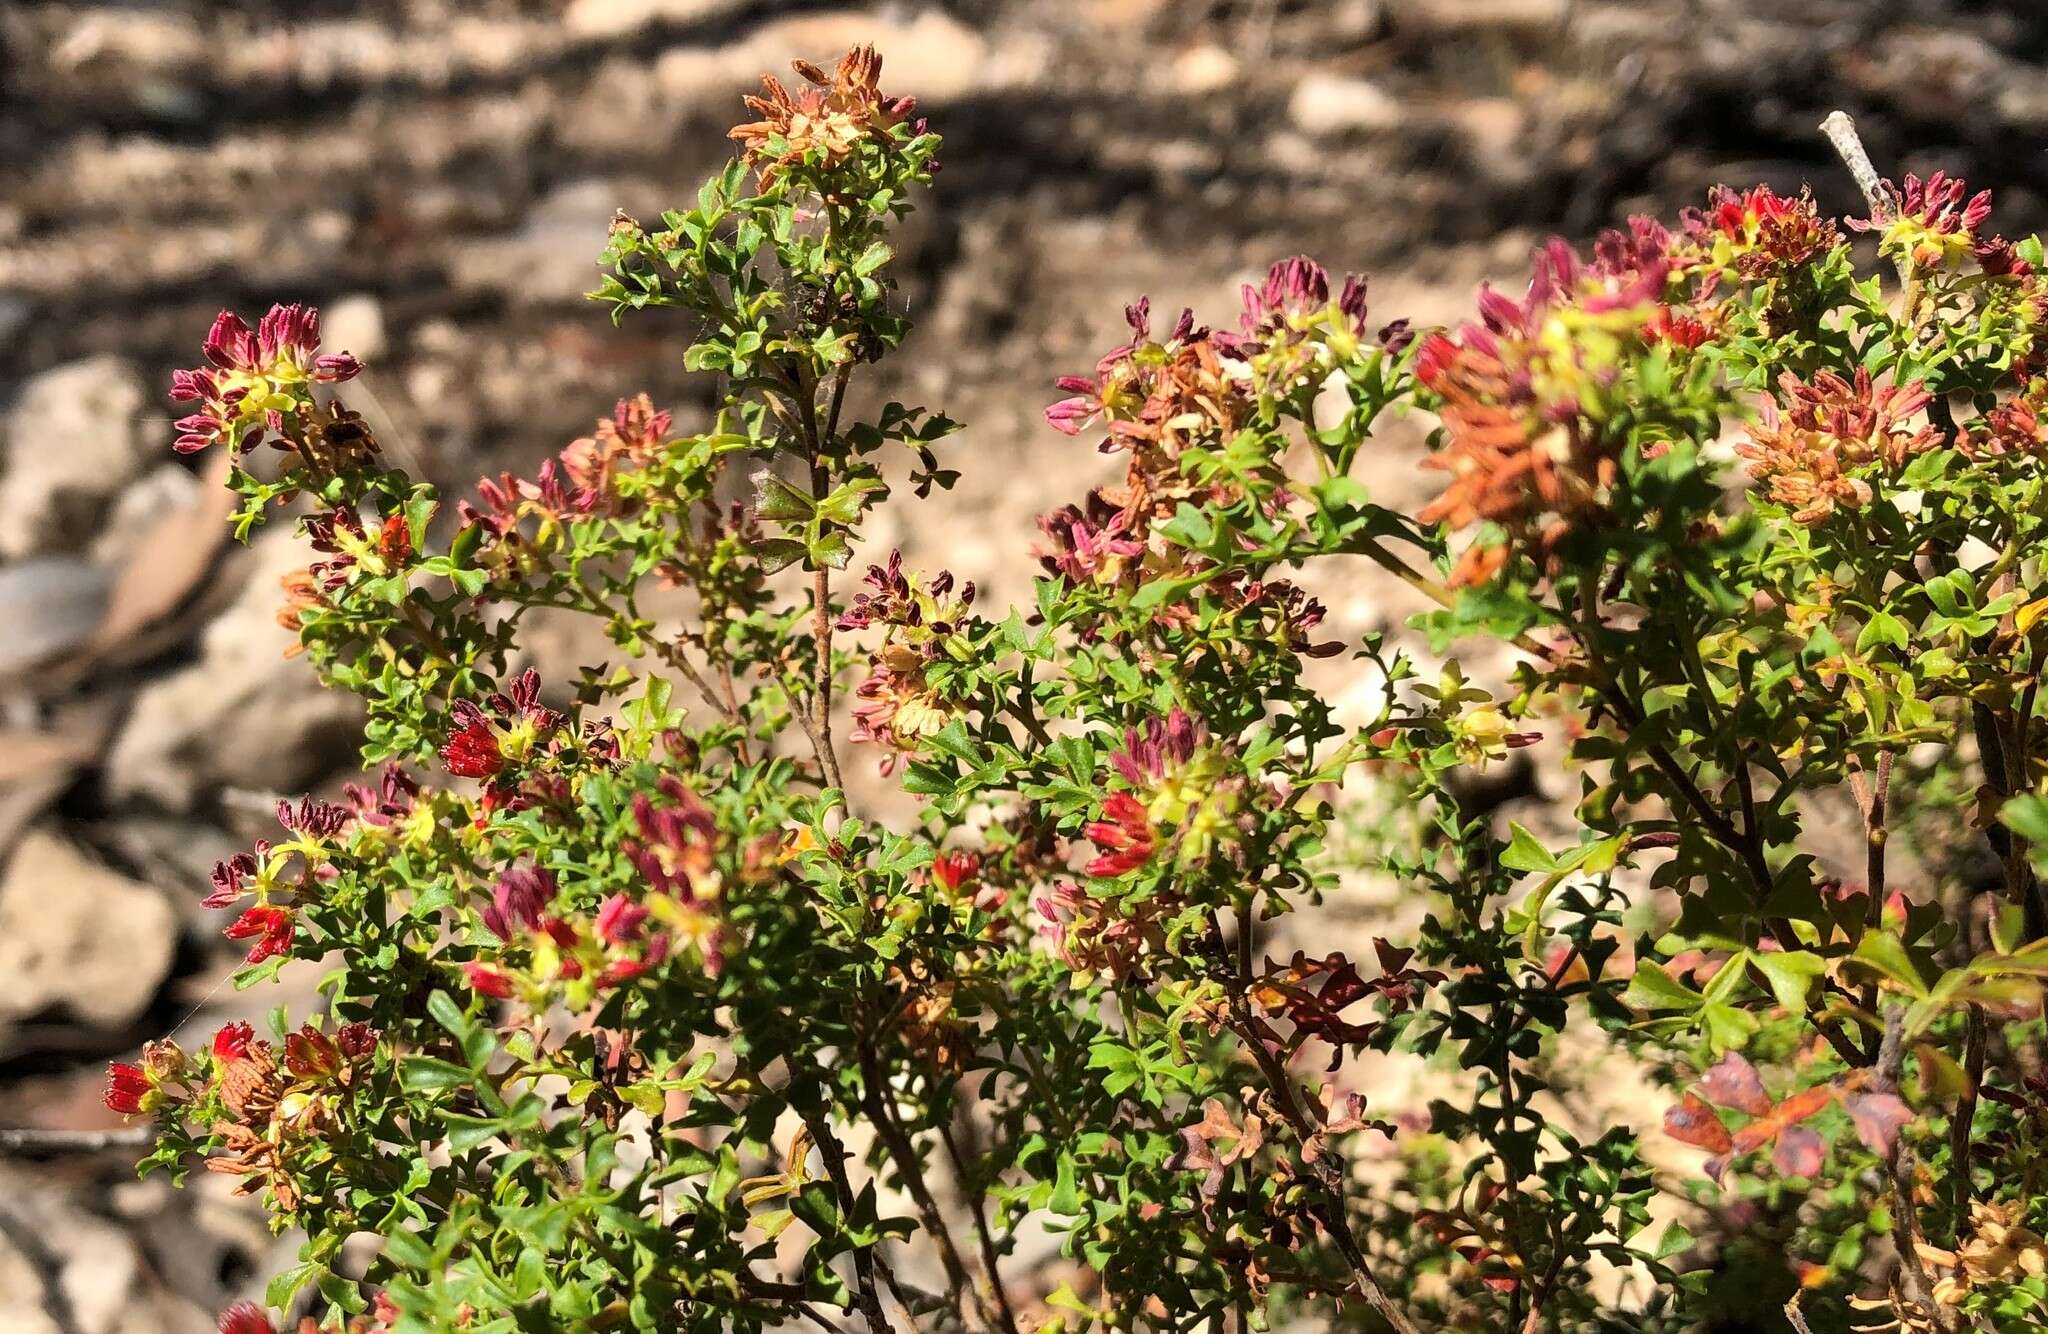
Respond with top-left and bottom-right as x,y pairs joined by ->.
104,45 -> 2048,1334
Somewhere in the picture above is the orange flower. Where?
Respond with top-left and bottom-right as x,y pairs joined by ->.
728,45 -> 917,190
1735,367 -> 1941,525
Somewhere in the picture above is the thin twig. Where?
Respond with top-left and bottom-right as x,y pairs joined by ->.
856,1044 -> 988,1331
939,1115 -> 1022,1334
1210,916 -> 1422,1334
0,1125 -> 154,1156
1819,111 -> 1890,221
1951,1004 -> 1987,1225
1876,1009 -> 1957,1333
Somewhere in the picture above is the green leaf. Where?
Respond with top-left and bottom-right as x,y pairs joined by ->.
1499,823 -> 1561,873
427,990 -> 472,1043
1855,610 -> 1909,654
1751,950 -> 1825,1011
752,472 -> 814,522
1851,931 -> 1933,998
267,1262 -> 322,1310
1621,960 -> 1702,1012
2000,793 -> 2048,846
400,1056 -> 475,1094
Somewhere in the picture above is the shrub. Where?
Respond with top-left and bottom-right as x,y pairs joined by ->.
110,45 -> 2048,1334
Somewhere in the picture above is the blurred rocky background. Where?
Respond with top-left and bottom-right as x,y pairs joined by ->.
3,0 -> 2047,1329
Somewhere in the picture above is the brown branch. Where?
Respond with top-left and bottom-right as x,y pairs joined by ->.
1210,916 -> 1421,1334
940,1114 -> 1022,1334
798,1107 -> 897,1333
855,1044 -> 989,1331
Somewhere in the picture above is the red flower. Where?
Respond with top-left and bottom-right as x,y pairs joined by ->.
440,702 -> 505,779
1084,791 -> 1156,878
213,1021 -> 255,1062
931,851 -> 980,894
104,1062 -> 151,1115
217,1302 -> 277,1334
439,669 -> 562,784
596,935 -> 669,991
224,904 -> 294,965
1645,306 -> 1713,349
463,960 -> 516,998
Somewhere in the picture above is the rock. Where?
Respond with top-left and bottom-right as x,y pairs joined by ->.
0,1165 -> 216,1333
1401,0 -> 1568,33
452,178 -> 661,304
563,0 -> 744,39
0,558 -> 112,682
89,463 -> 202,567
1173,45 -> 1240,95
320,294 -> 388,365
1288,74 -> 1403,137
0,357 -> 155,559
0,828 -> 174,1030
104,530 -> 361,813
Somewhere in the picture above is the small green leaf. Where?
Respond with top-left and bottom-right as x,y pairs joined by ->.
1500,823 -> 1561,873
1751,950 -> 1825,1011
400,1056 -> 475,1093
1854,610 -> 1909,654
1622,960 -> 1702,1012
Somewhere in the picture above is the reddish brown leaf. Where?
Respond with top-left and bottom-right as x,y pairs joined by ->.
1842,1090 -> 1913,1156
1664,1091 -> 1733,1154
1771,1124 -> 1825,1178
1701,1053 -> 1772,1116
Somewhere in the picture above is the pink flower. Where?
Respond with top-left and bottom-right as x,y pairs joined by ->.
483,865 -> 556,940
1109,708 -> 1201,787
204,851 -> 259,909
168,304 -> 362,455
595,893 -> 651,946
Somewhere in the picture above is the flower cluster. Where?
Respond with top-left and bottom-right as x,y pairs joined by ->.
1033,878 -> 1173,982
440,667 -> 564,784
1851,170 -> 1994,270
202,797 -> 354,965
841,551 -> 976,773
169,304 -> 363,455
728,44 -> 918,190
1735,367 -> 1941,524
1045,299 -> 1253,521
1415,235 -> 1668,585
1684,184 -> 1839,282
1083,708 -> 1242,878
